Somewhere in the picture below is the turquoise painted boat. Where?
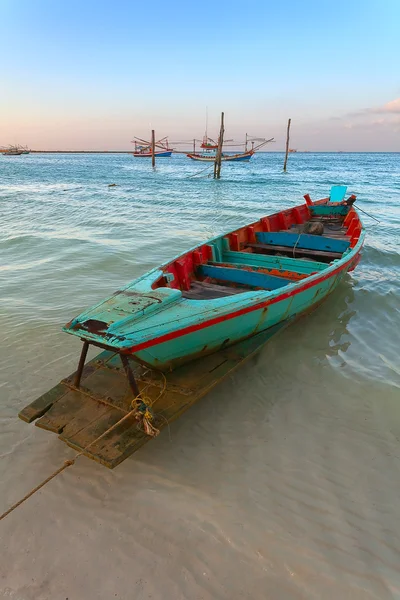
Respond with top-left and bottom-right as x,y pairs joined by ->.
64,186 -> 365,372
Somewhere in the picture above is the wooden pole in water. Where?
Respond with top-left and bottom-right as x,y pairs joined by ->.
193,138 -> 196,154
283,118 -> 291,172
214,112 -> 225,179
151,129 -> 155,168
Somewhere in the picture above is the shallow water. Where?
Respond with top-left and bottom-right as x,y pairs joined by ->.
1,152 -> 399,599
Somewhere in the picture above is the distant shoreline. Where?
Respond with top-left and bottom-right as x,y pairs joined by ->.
21,150 -> 400,154
30,150 -> 132,154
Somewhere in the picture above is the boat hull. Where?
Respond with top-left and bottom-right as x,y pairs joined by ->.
131,248 -> 360,370
133,151 -> 172,157
187,151 -> 253,162
64,195 -> 364,372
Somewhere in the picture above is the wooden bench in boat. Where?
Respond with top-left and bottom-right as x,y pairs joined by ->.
207,261 -> 307,282
221,251 -> 327,275
182,280 -> 245,300
199,264 -> 292,290
255,232 -> 350,254
246,243 -> 343,262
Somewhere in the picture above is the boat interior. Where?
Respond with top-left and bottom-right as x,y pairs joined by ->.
154,188 -> 362,300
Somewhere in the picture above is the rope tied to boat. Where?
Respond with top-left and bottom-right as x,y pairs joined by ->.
132,397 -> 160,437
0,370 -> 167,522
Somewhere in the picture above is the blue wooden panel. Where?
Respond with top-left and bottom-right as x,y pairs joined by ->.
199,265 -> 291,290
222,251 -> 327,274
310,205 -> 349,217
256,232 -> 350,253
330,185 -> 347,202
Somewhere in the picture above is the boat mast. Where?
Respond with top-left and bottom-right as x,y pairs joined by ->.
214,112 -> 224,179
283,118 -> 291,172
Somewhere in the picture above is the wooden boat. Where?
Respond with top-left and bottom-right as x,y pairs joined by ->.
133,148 -> 172,158
187,132 -> 274,162
64,186 -> 364,375
187,148 -> 254,162
132,137 -> 172,157
2,145 -> 23,156
19,185 -> 364,468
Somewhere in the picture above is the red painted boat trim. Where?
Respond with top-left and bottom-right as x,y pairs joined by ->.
126,249 -> 361,354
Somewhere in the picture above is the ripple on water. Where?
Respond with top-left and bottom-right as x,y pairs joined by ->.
1,152 -> 400,600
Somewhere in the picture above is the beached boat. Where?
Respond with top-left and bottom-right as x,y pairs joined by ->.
19,185 -> 364,468
64,186 -> 364,373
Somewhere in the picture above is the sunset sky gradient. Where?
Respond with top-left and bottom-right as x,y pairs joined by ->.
1,0 -> 399,151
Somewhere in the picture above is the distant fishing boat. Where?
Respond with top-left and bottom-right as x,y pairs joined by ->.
2,144 -> 30,156
64,185 -> 364,372
2,145 -> 23,156
288,148 -> 297,153
187,134 -> 273,162
132,137 -> 172,157
187,142 -> 254,162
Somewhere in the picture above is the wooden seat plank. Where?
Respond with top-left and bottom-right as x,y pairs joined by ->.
247,243 -> 342,262
182,280 -> 245,300
256,231 -> 350,253
199,264 -> 292,290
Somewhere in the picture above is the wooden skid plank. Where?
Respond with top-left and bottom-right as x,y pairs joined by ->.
60,407 -> 134,464
19,323 -> 290,468
18,382 -> 70,423
35,390 -> 87,433
75,367 -> 132,411
58,401 -> 116,440
19,351 -> 113,424
91,324 -> 292,468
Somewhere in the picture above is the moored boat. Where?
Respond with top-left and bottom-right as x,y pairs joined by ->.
133,148 -> 173,158
132,137 -> 172,157
2,145 -> 23,156
64,186 -> 364,372
187,148 -> 255,162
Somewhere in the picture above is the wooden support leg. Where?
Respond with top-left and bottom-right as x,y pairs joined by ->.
120,354 -> 140,397
74,341 -> 89,388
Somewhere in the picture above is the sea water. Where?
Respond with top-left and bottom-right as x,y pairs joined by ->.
1,152 -> 399,599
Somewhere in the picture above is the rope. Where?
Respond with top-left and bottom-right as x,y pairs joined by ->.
292,232 -> 302,258
186,164 -> 214,178
0,371 -> 167,522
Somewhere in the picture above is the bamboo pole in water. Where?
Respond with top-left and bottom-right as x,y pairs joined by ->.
283,118 -> 291,172
151,129 -> 155,168
214,112 -> 225,179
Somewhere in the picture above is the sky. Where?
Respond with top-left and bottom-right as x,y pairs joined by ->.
1,0 -> 399,151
